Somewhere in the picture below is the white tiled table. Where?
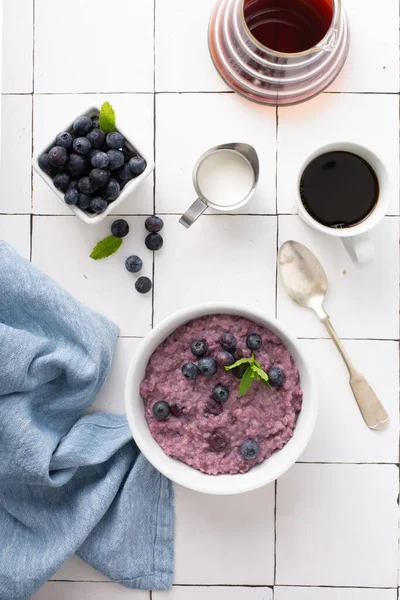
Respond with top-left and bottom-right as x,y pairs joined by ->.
2,0 -> 399,598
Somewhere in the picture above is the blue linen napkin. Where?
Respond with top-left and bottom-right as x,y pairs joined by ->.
0,242 -> 174,600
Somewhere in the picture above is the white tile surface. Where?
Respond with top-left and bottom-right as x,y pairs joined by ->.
154,215 -> 277,324
0,215 -> 31,258
155,0 -> 227,92
32,582 -> 149,599
31,216 -> 153,336
330,0 -> 399,93
0,95 -> 32,214
276,464 -> 399,587
275,588 -> 397,600
34,0 -> 154,93
277,94 -> 399,215
33,94 -> 154,215
154,587 -> 273,600
298,339 -> 399,463
156,93 -> 276,214
2,0 -> 33,93
51,555 -> 108,582
277,216 -> 399,340
175,485 -> 275,585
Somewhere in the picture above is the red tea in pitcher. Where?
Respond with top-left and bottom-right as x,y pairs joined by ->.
243,0 -> 334,53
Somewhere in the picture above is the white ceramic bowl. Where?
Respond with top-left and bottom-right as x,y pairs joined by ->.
33,106 -> 154,225
125,302 -> 318,495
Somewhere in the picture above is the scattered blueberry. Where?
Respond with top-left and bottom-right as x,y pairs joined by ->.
53,173 -> 70,192
182,362 -> 199,380
135,276 -> 152,294
90,168 -> 110,188
204,399 -> 224,417
102,179 -> 120,201
92,117 -> 100,129
64,188 -> 79,205
91,151 -> 109,169
212,384 -> 230,403
77,193 -> 92,210
90,196 -> 108,213
117,163 -> 134,181
129,156 -> 146,175
38,153 -> 55,175
198,357 -> 218,376
48,146 -> 69,167
73,137 -> 92,155
220,333 -> 237,352
86,128 -> 106,149
73,115 -> 93,136
145,233 -> 163,251
78,176 -> 98,194
152,401 -> 170,421
246,333 -> 262,351
216,351 -> 235,368
267,367 -> 285,388
125,255 -> 143,273
240,439 -> 260,460
145,216 -> 164,233
55,131 -> 73,149
111,219 -> 129,238
67,179 -> 79,191
233,363 -> 249,379
67,154 -> 89,178
209,428 -> 229,451
106,131 -> 125,149
190,340 -> 208,357
107,149 -> 125,171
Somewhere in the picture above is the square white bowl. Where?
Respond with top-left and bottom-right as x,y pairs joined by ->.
33,106 -> 154,225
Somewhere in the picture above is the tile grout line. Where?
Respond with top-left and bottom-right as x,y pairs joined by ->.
2,90 -> 400,97
151,0 -> 157,329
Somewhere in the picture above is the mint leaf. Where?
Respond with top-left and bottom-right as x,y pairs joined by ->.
252,364 -> 272,388
224,356 -> 254,371
90,235 -> 122,260
239,366 -> 254,397
99,102 -> 116,134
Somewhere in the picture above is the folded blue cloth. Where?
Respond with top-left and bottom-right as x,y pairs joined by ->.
0,242 -> 174,600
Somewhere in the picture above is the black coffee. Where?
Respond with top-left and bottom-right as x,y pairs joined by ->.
300,151 -> 379,228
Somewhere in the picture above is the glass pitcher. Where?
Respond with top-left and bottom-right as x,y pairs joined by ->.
208,0 -> 349,106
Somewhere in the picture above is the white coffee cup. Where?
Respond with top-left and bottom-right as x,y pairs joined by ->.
295,143 -> 389,268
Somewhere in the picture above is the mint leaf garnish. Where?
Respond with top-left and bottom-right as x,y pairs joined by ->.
252,364 -> 272,388
239,366 -> 254,397
90,235 -> 122,260
225,353 -> 271,396
224,356 -> 253,371
99,101 -> 116,134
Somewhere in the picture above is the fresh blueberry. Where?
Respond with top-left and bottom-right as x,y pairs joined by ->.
53,173 -> 70,192
89,168 -> 110,188
73,115 -> 93,136
91,151 -> 109,169
204,399 -> 224,417
240,439 -> 260,460
135,276 -> 152,294
267,367 -> 285,388
233,363 -> 249,379
246,333 -> 262,351
216,351 -> 235,368
129,156 -> 146,175
73,137 -> 92,155
116,162 -> 134,181
111,219 -> 129,238
67,179 -> 79,191
125,255 -> 143,273
92,117 -> 100,129
38,153 -> 55,175
55,131 -> 73,149
102,179 -> 120,201
152,401 -> 170,421
209,428 -> 229,451
182,362 -> 199,380
78,176 -> 98,194
107,149 -> 125,171
190,340 -> 208,357
64,188 -> 79,205
90,196 -> 108,213
48,146 -> 69,167
145,216 -> 164,233
198,357 -> 218,376
67,154 -> 89,178
106,131 -> 125,149
170,403 -> 184,417
212,384 -> 230,403
76,193 -> 92,210
145,233 -> 163,251
86,128 -> 106,149
220,333 -> 237,352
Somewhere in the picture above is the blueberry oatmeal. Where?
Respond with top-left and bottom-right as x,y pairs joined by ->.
140,314 -> 303,475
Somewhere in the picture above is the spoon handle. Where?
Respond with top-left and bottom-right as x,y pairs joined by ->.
322,317 -> 389,431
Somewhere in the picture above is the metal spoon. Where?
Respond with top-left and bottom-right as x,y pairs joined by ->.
279,240 -> 389,431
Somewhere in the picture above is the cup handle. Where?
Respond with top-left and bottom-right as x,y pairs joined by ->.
179,198 -> 208,229
342,233 -> 375,268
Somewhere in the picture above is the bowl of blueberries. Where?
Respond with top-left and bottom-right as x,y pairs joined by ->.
33,106 -> 153,224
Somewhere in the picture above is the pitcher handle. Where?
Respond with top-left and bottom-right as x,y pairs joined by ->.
179,198 -> 208,229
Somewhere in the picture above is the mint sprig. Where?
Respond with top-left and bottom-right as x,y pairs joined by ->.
99,101 -> 116,134
225,354 -> 271,397
90,235 -> 122,260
